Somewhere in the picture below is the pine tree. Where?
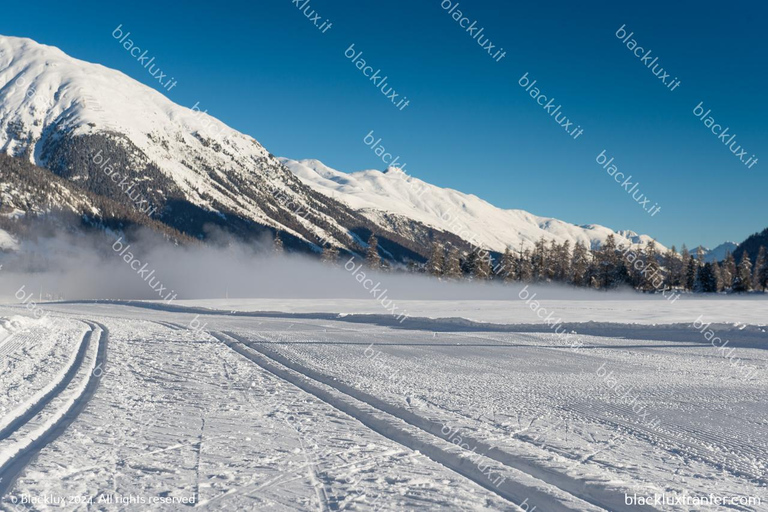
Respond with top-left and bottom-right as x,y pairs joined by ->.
273,232 -> 284,254
721,252 -> 736,291
570,241 -> 589,286
444,247 -> 463,279
517,246 -> 533,282
732,251 -> 753,293
501,247 -> 516,282
640,240 -> 661,292
758,248 -> 768,292
664,245 -> 682,288
321,245 -> 339,265
365,234 -> 381,269
544,240 -> 558,281
426,241 -> 445,277
595,235 -> 620,289
531,239 -> 547,282
552,241 -> 571,282
473,250 -> 492,280
685,253 -> 699,291
697,262 -> 719,292
753,246 -> 767,291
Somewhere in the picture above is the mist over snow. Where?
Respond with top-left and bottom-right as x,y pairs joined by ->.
0,228 -> 659,304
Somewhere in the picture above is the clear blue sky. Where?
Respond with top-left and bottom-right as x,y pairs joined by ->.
2,0 -> 766,249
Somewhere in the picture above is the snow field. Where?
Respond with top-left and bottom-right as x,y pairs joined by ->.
1,301 -> 765,511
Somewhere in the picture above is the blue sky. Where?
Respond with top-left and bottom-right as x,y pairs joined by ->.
2,0 -> 766,249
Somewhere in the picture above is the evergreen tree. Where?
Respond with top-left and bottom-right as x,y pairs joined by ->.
444,247 -> 463,279
570,241 -> 589,286
273,232 -> 284,253
721,252 -> 736,291
732,251 -> 753,292
517,247 -> 533,282
678,246 -> 691,289
640,240 -> 661,292
664,245 -> 682,288
685,253 -> 699,291
753,246 -> 767,291
531,239 -> 548,282
697,262 -> 719,292
473,250 -> 492,280
552,241 -> 571,282
595,235 -> 620,289
426,241 -> 445,277
365,234 -> 381,269
501,247 -> 516,282
758,248 -> 768,292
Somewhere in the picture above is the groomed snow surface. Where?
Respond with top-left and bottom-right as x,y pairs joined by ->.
0,299 -> 765,511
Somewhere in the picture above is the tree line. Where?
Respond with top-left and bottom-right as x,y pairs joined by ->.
332,233 -> 768,294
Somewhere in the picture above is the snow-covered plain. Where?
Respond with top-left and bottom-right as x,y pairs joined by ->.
0,299 -> 765,511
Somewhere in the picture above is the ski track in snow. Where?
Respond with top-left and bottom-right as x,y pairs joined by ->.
0,301 -> 765,511
0,321 -> 107,498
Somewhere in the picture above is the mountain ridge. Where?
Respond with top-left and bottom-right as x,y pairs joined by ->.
280,157 -> 666,253
1,34 -> 663,263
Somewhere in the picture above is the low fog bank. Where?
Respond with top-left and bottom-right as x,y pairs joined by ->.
0,229 -> 722,304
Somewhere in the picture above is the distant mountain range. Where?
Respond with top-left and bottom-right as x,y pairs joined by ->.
1,35 -> 667,263
696,242 -> 738,263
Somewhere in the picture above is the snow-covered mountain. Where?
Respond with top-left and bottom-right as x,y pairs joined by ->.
0,34 -> 662,263
0,35 -> 443,260
281,158 -> 665,252
696,242 -> 738,263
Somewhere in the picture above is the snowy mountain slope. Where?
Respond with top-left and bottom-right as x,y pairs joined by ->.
698,242 -> 738,262
0,35 -> 444,260
0,34 -> 664,262
0,153 -> 194,243
281,158 -> 665,252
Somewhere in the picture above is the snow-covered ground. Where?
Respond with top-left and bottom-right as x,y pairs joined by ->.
169,296 -> 768,328
0,299 -> 765,511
